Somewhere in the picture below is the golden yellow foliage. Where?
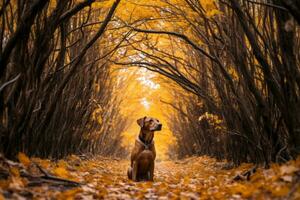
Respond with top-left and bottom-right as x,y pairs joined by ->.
17,152 -> 31,167
230,183 -> 254,198
1,0 -> 299,199
31,157 -> 51,169
200,0 -> 222,17
53,167 -> 70,179
116,67 -> 177,160
198,112 -> 226,131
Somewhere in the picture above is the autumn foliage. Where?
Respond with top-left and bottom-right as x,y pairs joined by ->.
1,154 -> 300,199
111,0 -> 300,165
0,0 -> 128,158
0,0 -> 300,186
1,0 -> 300,198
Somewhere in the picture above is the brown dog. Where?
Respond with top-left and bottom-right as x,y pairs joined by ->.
127,116 -> 162,181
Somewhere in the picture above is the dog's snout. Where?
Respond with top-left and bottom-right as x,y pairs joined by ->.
157,124 -> 162,131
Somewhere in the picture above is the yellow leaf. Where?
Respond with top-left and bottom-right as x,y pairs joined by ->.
53,167 -> 69,178
10,167 -> 20,177
230,183 -> 254,198
57,188 -> 82,200
17,152 -> 31,167
39,159 -> 51,169
207,9 -> 222,17
271,186 -> 290,197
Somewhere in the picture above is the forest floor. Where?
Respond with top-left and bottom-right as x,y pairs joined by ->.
0,154 -> 300,200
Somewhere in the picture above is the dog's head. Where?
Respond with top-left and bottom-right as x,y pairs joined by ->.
137,116 -> 162,132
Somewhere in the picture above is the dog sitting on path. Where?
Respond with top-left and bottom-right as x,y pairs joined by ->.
127,116 -> 162,181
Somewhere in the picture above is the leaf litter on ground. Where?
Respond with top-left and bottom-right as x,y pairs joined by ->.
0,153 -> 300,199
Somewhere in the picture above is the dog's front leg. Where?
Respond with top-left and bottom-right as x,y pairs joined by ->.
132,161 -> 138,181
149,161 -> 154,181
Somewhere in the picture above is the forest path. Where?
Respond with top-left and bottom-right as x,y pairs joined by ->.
1,155 -> 299,199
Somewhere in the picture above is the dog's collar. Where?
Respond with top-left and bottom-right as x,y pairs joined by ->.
136,136 -> 154,150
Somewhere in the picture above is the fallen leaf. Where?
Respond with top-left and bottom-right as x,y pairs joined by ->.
280,165 -> 299,175
271,186 -> 290,197
57,188 -> 82,200
281,175 -> 293,182
17,152 -> 31,167
53,167 -> 70,178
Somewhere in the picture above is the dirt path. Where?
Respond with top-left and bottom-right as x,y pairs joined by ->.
1,155 -> 299,199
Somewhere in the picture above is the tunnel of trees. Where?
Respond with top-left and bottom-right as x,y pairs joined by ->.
0,0 -> 300,168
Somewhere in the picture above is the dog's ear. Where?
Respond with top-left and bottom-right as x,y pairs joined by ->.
137,116 -> 146,127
